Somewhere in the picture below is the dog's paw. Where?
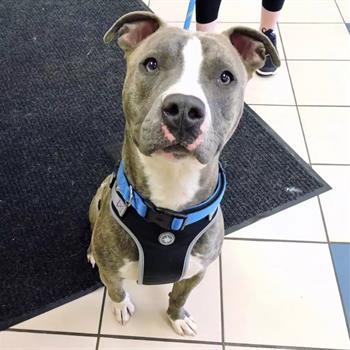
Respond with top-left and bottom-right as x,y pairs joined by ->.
168,314 -> 197,336
87,252 -> 96,268
111,293 -> 135,325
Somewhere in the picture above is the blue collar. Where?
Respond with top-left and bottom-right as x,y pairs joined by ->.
112,161 -> 226,231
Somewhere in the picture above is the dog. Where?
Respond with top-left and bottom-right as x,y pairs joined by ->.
88,11 -> 280,336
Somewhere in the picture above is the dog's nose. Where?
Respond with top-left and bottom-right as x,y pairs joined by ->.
162,94 -> 205,137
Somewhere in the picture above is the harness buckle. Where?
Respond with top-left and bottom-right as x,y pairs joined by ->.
145,206 -> 188,231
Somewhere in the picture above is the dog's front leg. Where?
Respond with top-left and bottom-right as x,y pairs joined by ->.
167,271 -> 205,336
100,270 -> 135,325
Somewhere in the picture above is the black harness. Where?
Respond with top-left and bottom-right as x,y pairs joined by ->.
109,162 -> 226,285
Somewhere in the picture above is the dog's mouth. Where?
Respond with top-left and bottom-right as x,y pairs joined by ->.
164,144 -> 188,153
156,144 -> 190,159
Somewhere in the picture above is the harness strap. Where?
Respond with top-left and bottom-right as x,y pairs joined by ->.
114,161 -> 226,231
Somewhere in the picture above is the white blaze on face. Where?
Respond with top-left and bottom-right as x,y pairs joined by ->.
138,37 -> 211,210
162,36 -> 211,131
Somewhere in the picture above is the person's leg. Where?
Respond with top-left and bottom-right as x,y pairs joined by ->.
257,0 -> 285,76
260,0 -> 285,31
196,20 -> 218,32
196,0 -> 222,32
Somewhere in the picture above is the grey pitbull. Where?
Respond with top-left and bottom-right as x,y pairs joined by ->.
88,11 -> 279,336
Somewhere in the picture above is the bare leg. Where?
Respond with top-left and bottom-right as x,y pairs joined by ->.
196,20 -> 218,33
167,272 -> 205,336
100,271 -> 135,325
260,6 -> 282,31
195,0 -> 221,33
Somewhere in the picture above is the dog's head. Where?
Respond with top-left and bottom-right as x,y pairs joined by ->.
105,11 -> 280,165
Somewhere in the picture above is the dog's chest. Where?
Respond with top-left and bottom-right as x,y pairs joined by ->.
119,255 -> 204,281
114,153 -> 209,283
138,152 -> 204,211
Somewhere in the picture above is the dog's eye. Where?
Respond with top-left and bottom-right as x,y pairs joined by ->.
218,71 -> 234,85
143,57 -> 158,72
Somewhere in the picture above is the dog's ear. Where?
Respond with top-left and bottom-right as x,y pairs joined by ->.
103,11 -> 165,52
223,26 -> 280,78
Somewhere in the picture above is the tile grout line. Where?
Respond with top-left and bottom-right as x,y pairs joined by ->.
278,20 -> 350,339
7,327 -> 348,350
277,21 -> 346,24
270,59 -> 350,62
276,22 -> 313,166
7,328 -> 98,338
316,195 -> 350,338
8,328 -> 347,350
294,104 -> 350,107
6,328 -> 220,345
219,254 -> 226,350
274,22 -> 345,24
100,334 -> 222,346
224,237 -> 329,244
312,163 -> 350,167
306,2 -> 349,334
249,103 -> 296,106
225,237 -> 350,244
279,16 -> 350,339
257,29 -> 350,64
224,341 -> 348,350
334,0 -> 347,24
95,287 -> 107,350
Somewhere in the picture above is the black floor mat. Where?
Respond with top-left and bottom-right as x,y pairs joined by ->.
0,0 -> 329,330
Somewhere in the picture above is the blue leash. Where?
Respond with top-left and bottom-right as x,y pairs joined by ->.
184,0 -> 196,30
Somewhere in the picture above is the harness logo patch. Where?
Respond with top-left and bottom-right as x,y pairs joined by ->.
158,232 -> 175,246
114,190 -> 127,217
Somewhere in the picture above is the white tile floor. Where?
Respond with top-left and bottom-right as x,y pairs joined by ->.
2,0 -> 350,349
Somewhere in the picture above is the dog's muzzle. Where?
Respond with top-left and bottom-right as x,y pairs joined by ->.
161,94 -> 205,141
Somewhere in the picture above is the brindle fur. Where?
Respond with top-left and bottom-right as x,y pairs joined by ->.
88,11 -> 279,334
